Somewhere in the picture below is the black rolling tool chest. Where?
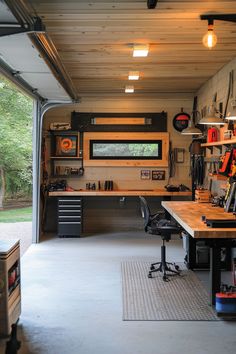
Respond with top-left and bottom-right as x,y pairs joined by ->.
57,197 -> 83,237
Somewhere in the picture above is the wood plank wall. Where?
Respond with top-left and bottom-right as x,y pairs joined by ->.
44,96 -> 193,191
42,96 -> 192,234
30,0 -> 236,97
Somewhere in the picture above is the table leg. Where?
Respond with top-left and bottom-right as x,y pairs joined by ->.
162,196 -> 171,219
186,235 -> 196,269
209,246 -> 221,306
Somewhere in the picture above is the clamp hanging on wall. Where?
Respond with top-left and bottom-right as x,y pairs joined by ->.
78,131 -> 84,176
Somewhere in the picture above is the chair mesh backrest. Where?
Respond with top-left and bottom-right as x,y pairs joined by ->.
139,196 -> 151,231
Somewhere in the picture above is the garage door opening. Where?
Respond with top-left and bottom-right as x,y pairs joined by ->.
0,75 -> 33,255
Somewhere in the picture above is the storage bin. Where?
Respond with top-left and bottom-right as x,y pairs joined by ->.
216,293 -> 236,314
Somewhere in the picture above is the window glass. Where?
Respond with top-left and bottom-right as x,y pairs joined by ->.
90,140 -> 162,160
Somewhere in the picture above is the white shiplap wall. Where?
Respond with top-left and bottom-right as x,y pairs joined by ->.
197,57 -> 236,120
196,57 -> 236,195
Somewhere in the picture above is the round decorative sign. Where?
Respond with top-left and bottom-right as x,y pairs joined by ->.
60,138 -> 73,153
173,111 -> 190,132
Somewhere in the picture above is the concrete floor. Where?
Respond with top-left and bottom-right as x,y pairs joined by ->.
1,231 -> 236,354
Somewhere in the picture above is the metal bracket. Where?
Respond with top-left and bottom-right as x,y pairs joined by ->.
200,14 -> 236,23
0,17 -> 45,37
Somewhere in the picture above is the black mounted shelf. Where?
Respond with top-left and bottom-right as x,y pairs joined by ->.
48,130 -> 84,179
48,129 -> 78,135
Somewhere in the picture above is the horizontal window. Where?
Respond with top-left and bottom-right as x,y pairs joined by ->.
89,140 -> 162,160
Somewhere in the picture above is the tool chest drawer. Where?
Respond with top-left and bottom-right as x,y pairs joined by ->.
57,197 -> 83,237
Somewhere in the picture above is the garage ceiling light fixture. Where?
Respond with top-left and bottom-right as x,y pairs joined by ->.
125,85 -> 134,93
133,44 -> 149,57
202,19 -> 217,49
128,71 -> 140,80
200,14 -> 236,49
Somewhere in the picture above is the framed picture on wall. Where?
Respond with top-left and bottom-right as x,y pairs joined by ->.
152,170 -> 165,180
55,135 -> 78,157
140,170 -> 151,180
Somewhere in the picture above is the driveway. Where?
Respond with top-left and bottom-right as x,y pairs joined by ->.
0,221 -> 32,256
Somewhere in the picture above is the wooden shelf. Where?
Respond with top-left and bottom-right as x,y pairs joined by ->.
51,175 -> 80,178
208,174 -> 228,181
201,138 -> 236,147
49,190 -> 192,197
50,157 -> 82,160
204,156 -> 220,162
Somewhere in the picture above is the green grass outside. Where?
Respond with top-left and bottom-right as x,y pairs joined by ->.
0,207 -> 32,223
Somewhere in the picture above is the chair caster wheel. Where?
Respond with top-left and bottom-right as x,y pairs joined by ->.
175,265 -> 180,271
150,265 -> 155,270
148,273 -> 152,278
163,275 -> 169,282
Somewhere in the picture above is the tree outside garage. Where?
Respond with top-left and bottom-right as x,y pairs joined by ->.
0,76 -> 33,209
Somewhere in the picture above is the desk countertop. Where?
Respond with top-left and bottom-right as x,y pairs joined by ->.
161,201 -> 236,239
49,190 -> 192,197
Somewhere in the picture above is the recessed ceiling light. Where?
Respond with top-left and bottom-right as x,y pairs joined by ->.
125,85 -> 134,93
128,71 -> 140,80
133,44 -> 149,57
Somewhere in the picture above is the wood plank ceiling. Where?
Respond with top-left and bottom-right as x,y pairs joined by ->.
27,0 -> 236,98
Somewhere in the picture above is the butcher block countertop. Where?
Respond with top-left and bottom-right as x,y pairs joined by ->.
49,189 -> 192,197
162,201 -> 236,239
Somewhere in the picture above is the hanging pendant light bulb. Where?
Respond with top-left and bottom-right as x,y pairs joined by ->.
202,20 -> 217,49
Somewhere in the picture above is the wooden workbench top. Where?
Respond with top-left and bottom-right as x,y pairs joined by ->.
161,201 -> 236,239
49,190 -> 192,197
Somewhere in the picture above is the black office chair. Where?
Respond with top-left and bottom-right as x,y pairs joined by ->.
139,196 -> 181,281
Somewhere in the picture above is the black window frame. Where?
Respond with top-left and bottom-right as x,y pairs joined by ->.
89,139 -> 162,160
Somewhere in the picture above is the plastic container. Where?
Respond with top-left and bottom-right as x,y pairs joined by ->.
216,293 -> 236,314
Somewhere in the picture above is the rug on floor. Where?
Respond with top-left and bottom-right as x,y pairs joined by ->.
121,261 -> 219,321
